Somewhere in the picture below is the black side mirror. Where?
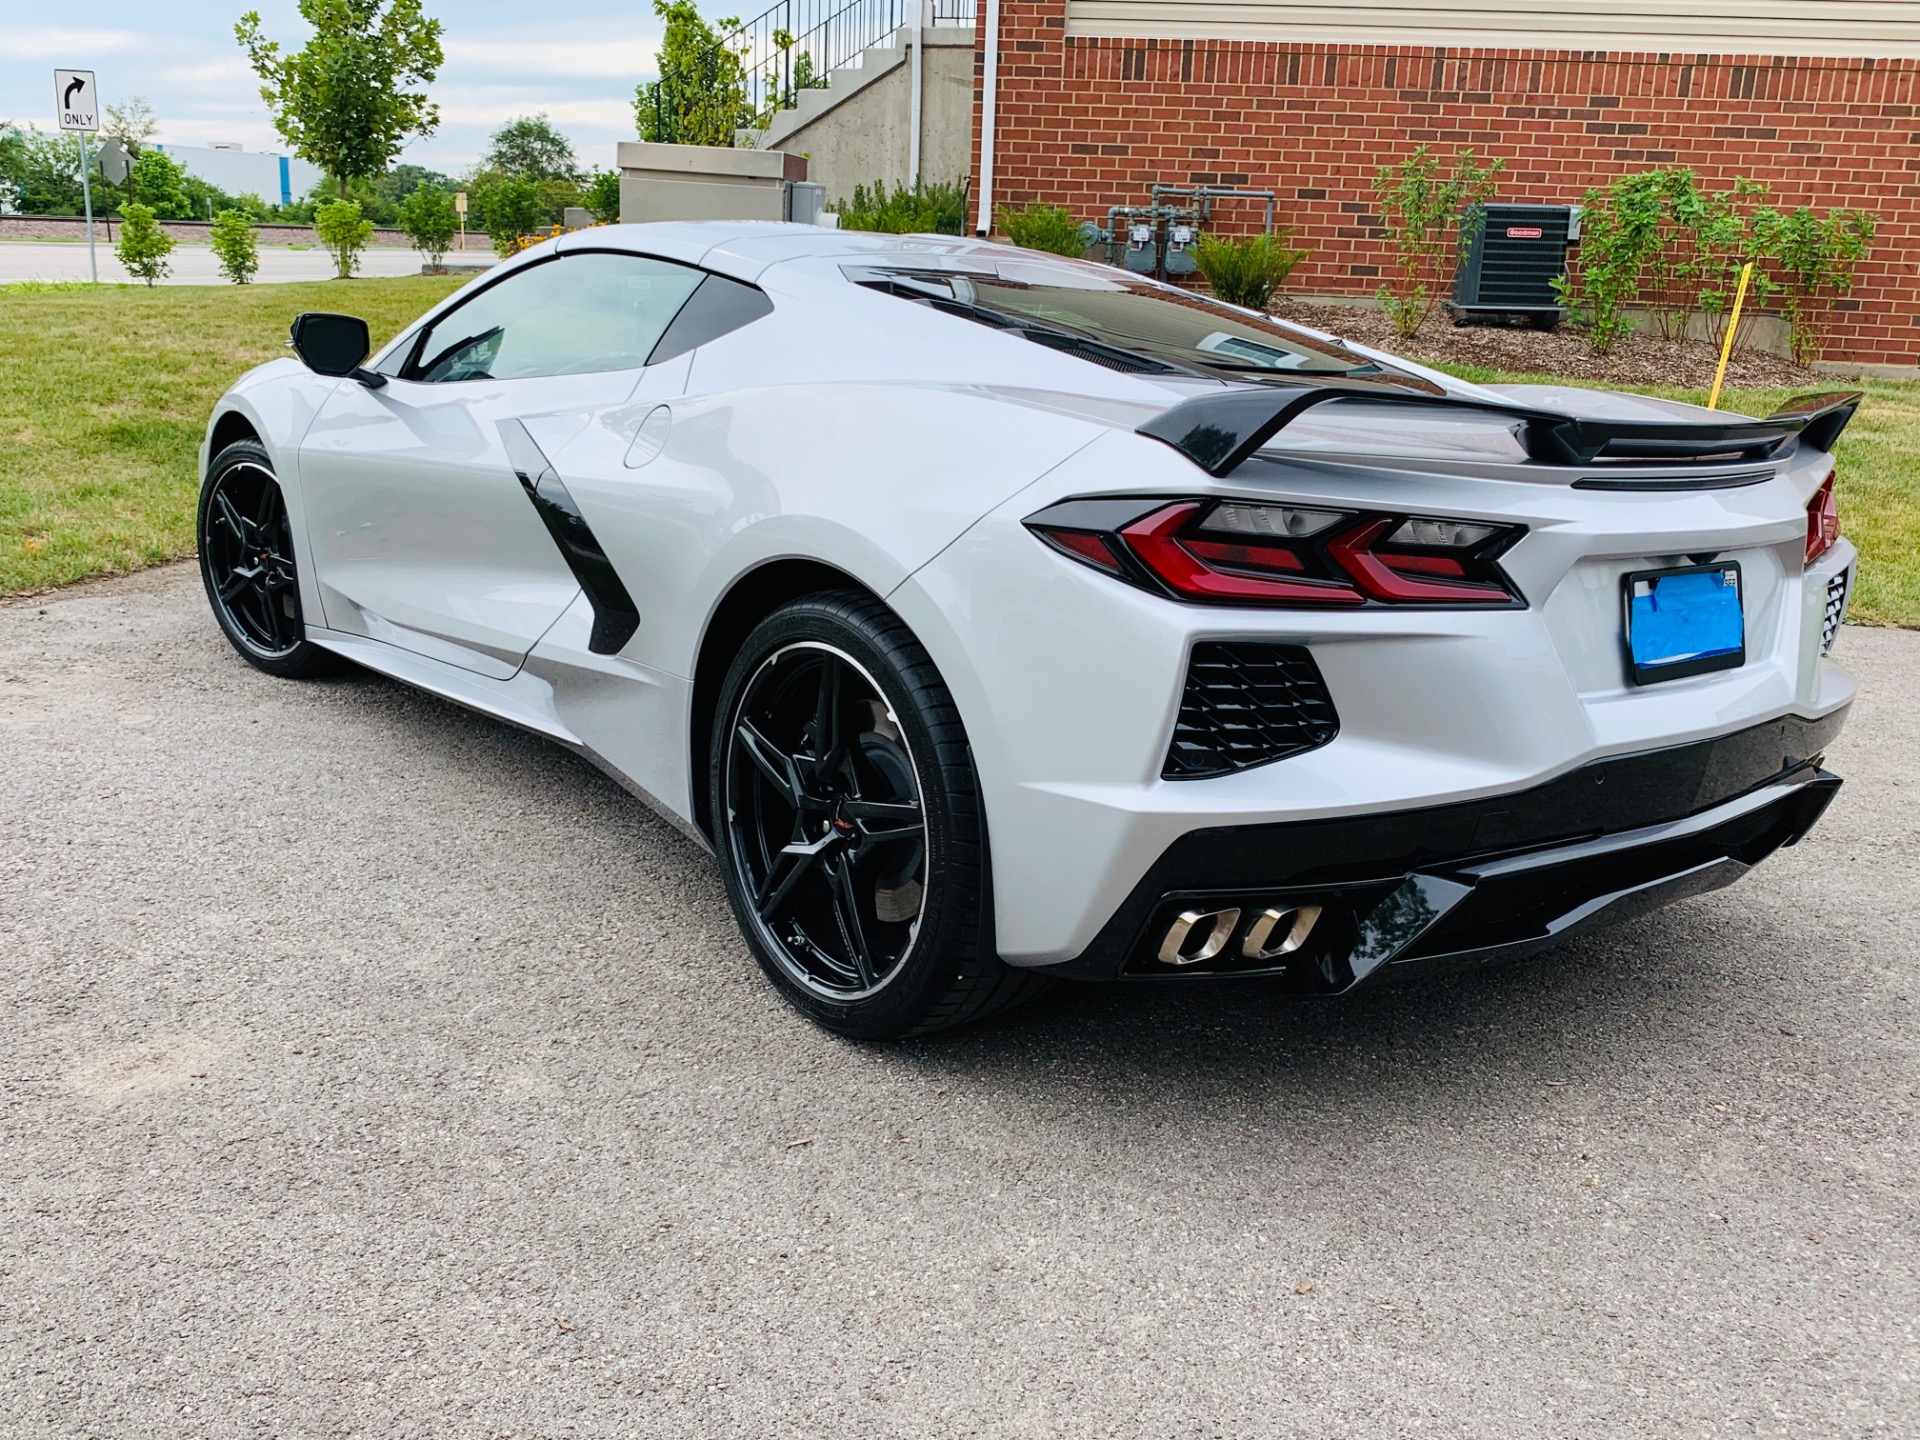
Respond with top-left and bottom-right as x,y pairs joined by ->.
289,312 -> 386,388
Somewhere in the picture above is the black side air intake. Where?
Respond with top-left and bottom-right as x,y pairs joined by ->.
1164,642 -> 1339,779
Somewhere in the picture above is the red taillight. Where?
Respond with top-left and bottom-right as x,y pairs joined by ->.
1806,471 -> 1839,566
1026,498 -> 1525,609
1118,503 -> 1366,606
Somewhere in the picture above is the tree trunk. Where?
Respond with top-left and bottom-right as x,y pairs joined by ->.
338,175 -> 348,200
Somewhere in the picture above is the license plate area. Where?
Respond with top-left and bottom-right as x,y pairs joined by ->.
1624,563 -> 1745,685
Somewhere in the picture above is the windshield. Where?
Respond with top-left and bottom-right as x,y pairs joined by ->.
848,263 -> 1417,385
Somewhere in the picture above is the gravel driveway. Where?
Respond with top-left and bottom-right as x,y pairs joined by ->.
3,565 -> 1916,1439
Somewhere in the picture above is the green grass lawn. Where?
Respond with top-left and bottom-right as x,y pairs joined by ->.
1,279 -> 1915,625
0,276 -> 466,596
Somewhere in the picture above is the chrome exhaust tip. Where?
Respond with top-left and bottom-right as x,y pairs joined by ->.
1156,907 -> 1241,966
1242,904 -> 1322,961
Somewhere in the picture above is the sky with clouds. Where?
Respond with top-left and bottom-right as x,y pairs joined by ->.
2,2 -> 666,174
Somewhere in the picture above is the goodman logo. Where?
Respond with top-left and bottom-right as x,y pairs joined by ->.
1506,226 -> 1545,239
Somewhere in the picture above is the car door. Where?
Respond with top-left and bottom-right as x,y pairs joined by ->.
297,250 -> 707,678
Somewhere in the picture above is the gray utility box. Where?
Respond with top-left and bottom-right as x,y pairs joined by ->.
1446,203 -> 1578,330
617,142 -> 811,225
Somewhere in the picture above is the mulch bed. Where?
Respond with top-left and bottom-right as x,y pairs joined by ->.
1268,297 -> 1833,391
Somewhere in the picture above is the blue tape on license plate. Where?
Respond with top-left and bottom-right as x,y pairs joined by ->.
1625,564 -> 1745,685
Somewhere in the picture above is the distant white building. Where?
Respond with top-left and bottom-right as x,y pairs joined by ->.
152,143 -> 324,208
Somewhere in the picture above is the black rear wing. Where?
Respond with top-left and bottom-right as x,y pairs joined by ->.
1137,380 -> 1863,477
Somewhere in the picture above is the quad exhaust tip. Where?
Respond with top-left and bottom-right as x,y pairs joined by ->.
1157,904 -> 1323,968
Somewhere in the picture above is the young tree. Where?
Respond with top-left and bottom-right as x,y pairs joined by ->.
102,97 -> 160,155
115,203 -> 175,286
1371,146 -> 1505,337
634,0 -> 752,148
582,168 -> 622,225
236,0 -> 445,200
210,209 -> 260,283
397,180 -> 457,268
485,115 -> 581,183
314,198 -> 375,278
480,176 -> 547,256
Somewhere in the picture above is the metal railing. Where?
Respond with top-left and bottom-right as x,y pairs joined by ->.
639,0 -> 976,144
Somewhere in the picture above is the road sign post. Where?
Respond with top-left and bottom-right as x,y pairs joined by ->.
455,191 -> 468,251
55,69 -> 100,284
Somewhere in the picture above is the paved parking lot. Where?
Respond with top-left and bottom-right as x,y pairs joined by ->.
3,564 -> 1916,1439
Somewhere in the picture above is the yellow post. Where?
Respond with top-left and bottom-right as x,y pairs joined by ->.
1707,261 -> 1754,411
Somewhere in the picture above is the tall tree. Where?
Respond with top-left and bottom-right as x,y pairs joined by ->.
236,0 -> 445,199
102,97 -> 160,155
485,115 -> 581,183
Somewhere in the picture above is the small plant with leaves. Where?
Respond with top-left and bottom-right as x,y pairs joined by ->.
480,176 -> 548,257
314,198 -> 374,279
1555,168 -> 1673,353
996,202 -> 1086,256
1371,146 -> 1504,337
209,209 -> 259,284
1193,230 -> 1308,310
832,179 -> 970,235
1752,205 -> 1877,365
114,203 -> 175,287
397,181 -> 458,269
582,167 -> 622,225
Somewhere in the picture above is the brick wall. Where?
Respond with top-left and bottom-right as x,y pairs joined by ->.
971,0 -> 1920,366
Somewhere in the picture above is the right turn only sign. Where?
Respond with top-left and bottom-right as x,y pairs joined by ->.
55,70 -> 99,133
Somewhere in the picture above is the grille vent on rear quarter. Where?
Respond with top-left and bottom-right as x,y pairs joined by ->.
1164,642 -> 1340,780
1823,569 -> 1851,654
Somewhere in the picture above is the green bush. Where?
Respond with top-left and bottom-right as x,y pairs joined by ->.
1372,146 -> 1504,337
113,203 -> 174,287
582,168 -> 622,225
209,210 -> 259,284
1752,205 -> 1877,365
397,181 -> 458,268
996,202 -> 1084,256
314,199 -> 374,279
1193,231 -> 1308,310
478,175 -> 548,256
832,179 -> 969,235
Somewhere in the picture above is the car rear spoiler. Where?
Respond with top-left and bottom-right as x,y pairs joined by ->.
1137,381 -> 1864,477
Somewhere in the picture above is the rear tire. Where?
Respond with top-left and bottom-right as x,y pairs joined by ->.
198,439 -> 336,679
710,591 -> 1050,1039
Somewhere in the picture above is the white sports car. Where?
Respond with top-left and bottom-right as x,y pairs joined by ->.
199,222 -> 1858,1037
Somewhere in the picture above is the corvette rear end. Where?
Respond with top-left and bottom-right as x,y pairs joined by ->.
895,371 -> 1857,990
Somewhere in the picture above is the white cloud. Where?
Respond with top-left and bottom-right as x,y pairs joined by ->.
7,27 -> 157,60
443,36 -> 659,79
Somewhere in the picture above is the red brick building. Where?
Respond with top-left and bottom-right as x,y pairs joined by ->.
969,1 -> 1920,366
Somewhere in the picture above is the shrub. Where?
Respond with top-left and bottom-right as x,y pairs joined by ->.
1193,231 -> 1308,310
397,181 -> 458,268
314,199 -> 374,279
1752,205 -> 1877,365
114,203 -> 174,286
480,175 -> 548,256
1372,146 -> 1504,337
832,179 -> 969,235
996,202 -> 1085,256
209,209 -> 259,284
582,167 -> 622,225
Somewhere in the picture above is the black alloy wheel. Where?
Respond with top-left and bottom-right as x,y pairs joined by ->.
711,592 -> 1050,1038
728,640 -> 929,998
198,439 -> 335,678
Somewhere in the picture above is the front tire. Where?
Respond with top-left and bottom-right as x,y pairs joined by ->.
710,592 -> 1048,1039
198,439 -> 335,678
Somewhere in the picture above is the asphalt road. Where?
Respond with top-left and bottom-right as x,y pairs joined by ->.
0,241 -> 494,286
3,565 -> 1916,1439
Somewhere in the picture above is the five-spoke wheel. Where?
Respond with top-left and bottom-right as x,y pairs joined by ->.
198,439 -> 334,677
711,592 -> 1050,1038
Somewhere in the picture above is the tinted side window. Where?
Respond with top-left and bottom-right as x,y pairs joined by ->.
408,252 -> 705,383
647,274 -> 775,364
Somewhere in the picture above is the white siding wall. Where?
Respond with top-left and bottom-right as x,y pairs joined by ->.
1063,1 -> 1920,59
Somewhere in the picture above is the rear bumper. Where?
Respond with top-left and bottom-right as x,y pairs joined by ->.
1041,709 -> 1846,986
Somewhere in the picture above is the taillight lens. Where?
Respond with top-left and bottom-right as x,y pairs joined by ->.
1806,471 -> 1839,566
1026,498 -> 1525,608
